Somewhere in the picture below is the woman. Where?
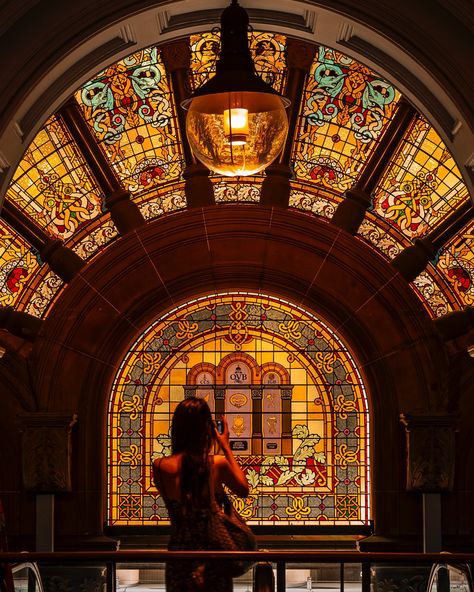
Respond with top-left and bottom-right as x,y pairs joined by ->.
152,396 -> 249,592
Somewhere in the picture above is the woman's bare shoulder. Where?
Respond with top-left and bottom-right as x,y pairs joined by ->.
153,454 -> 181,473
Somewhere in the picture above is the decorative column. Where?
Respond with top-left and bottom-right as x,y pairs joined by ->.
60,99 -> 146,234
260,39 -> 317,207
161,39 -> 215,208
2,200 -> 85,282
251,387 -> 263,454
331,99 -> 416,234
400,413 -> 458,552
281,386 -> 293,455
392,200 -> 472,282
18,412 -> 77,551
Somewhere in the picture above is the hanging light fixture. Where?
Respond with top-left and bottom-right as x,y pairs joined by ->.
181,0 -> 290,177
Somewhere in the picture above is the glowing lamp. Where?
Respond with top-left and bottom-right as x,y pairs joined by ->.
181,0 -> 290,177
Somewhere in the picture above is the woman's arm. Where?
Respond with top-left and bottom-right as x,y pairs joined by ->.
214,418 -> 249,498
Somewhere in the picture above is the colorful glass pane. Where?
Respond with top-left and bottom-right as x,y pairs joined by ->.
372,117 -> 470,238
189,31 -> 287,93
138,182 -> 187,221
213,177 -> 262,203
23,269 -> 64,318
436,220 -> 474,308
108,293 -> 370,527
289,181 -> 339,219
69,216 -> 119,261
357,215 -> 407,260
411,269 -> 455,318
292,46 -> 399,193
0,218 -> 40,308
6,116 -> 104,240
76,47 -> 184,196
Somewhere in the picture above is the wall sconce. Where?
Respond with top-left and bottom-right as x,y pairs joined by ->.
182,0 -> 289,177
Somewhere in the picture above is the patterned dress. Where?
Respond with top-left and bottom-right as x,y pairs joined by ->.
164,495 -> 233,592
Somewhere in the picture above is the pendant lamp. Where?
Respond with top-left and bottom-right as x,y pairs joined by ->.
181,0 -> 290,177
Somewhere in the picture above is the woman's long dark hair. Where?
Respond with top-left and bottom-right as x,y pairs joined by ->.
171,396 -> 214,511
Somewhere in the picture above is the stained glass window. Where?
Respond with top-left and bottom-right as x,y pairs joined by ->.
289,181 -> 339,219
22,269 -> 64,319
0,218 -> 40,309
291,46 -> 400,193
108,293 -> 370,527
213,177 -> 262,203
411,269 -> 456,318
69,216 -> 119,261
372,116 -> 470,238
436,221 -> 474,308
6,116 -> 104,240
189,31 -> 287,94
138,182 -> 187,221
76,47 -> 184,197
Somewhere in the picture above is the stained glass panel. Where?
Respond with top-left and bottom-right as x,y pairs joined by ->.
22,269 -> 64,318
69,216 -> 119,261
292,46 -> 400,193
213,177 -> 262,203
372,117 -> 470,238
189,31 -> 287,93
108,293 -> 370,527
76,47 -> 184,196
6,116 -> 104,240
436,221 -> 474,308
0,218 -> 40,308
411,269 -> 455,318
289,181 -> 339,219
138,182 -> 187,221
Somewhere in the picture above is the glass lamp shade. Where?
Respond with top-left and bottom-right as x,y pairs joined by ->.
185,91 -> 288,176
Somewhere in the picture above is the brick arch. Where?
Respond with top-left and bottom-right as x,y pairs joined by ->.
29,205 -> 448,545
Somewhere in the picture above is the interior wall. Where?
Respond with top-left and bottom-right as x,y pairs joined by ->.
0,206 -> 451,549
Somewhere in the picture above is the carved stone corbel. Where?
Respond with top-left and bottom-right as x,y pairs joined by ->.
400,413 -> 458,491
18,412 -> 78,493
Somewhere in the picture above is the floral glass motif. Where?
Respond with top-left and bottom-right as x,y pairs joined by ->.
213,177 -> 262,203
292,46 -> 399,193
76,47 -> 183,196
70,216 -> 119,261
289,181 -> 339,219
138,182 -> 187,221
411,269 -> 455,318
6,116 -> 104,240
436,220 -> 474,308
23,269 -> 63,319
189,31 -> 287,94
372,116 -> 470,238
108,293 -> 370,527
0,218 -> 40,308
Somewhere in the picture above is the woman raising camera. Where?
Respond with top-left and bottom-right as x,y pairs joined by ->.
152,396 -> 249,591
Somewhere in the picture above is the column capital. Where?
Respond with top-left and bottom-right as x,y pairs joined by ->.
18,412 -> 78,493
286,38 -> 317,70
400,412 -> 459,492
391,237 -> 437,282
40,239 -> 85,283
161,39 -> 191,72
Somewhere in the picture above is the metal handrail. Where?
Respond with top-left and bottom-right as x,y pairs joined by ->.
1,550 -> 474,563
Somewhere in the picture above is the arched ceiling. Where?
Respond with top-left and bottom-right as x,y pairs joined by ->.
0,25 -> 472,328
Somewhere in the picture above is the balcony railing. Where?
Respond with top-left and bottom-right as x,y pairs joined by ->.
1,550 -> 473,592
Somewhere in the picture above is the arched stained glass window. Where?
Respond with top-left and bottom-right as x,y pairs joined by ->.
291,45 -> 400,193
108,293 -> 370,528
76,46 -> 184,199
6,116 -> 104,240
372,116 -> 470,238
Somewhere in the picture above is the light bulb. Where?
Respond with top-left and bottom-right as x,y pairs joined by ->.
223,108 -> 249,145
